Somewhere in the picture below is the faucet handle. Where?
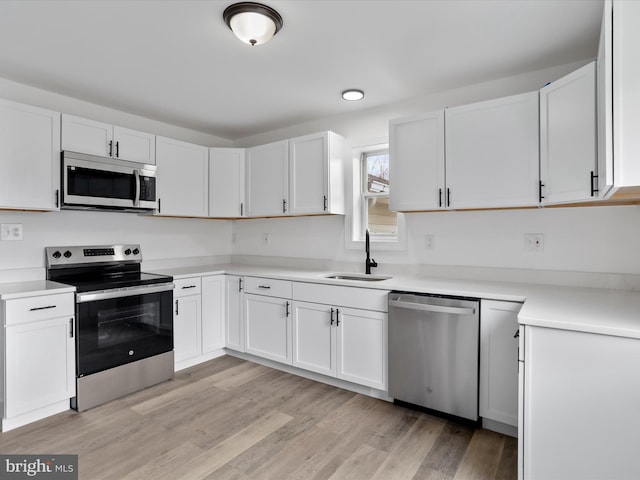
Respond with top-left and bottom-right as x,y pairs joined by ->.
371,258 -> 378,268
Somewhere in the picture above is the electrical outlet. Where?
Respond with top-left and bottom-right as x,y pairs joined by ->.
524,233 -> 544,251
262,233 -> 270,246
1,223 -> 24,241
425,234 -> 434,250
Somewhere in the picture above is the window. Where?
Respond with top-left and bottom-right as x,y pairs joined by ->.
361,149 -> 398,240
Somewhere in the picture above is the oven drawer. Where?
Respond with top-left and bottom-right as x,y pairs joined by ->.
4,293 -> 75,326
174,277 -> 202,297
244,277 -> 292,298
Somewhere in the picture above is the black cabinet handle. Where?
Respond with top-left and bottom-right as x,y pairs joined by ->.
330,307 -> 335,325
115,141 -> 120,158
108,140 -> 113,157
282,199 -> 287,214
438,188 -> 442,208
336,308 -> 340,326
590,171 -> 599,197
55,189 -> 59,208
158,198 -> 161,214
446,188 -> 451,207
238,278 -> 243,292
69,318 -> 74,338
29,305 -> 56,311
258,285 -> 271,289
181,285 -> 197,289
323,195 -> 328,211
539,181 -> 545,202
175,299 -> 179,315
286,301 -> 290,317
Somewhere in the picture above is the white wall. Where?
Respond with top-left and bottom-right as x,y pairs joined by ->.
231,59 -> 640,277
0,209 -> 232,277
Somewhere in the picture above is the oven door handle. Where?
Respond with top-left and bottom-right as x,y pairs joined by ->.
76,282 -> 175,303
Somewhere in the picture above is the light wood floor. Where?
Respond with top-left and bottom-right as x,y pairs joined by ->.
0,356 -> 516,479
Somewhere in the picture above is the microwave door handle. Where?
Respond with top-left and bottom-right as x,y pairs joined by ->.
133,169 -> 140,207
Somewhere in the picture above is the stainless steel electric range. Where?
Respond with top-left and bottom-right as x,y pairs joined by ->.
46,244 -> 174,411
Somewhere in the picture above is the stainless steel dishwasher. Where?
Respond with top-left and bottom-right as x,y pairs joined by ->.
388,292 -> 480,422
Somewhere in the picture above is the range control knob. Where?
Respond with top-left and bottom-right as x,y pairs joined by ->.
124,248 -> 132,255
132,248 -> 140,255
52,251 -> 62,259
63,250 -> 72,258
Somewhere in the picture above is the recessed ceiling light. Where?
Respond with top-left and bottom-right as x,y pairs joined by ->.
223,2 -> 283,46
342,89 -> 365,101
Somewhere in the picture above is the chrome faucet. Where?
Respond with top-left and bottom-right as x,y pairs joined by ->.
365,229 -> 378,274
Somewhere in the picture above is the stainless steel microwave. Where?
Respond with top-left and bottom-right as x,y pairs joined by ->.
61,151 -> 158,212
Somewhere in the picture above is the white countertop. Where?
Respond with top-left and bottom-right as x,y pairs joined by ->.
0,280 -> 76,300
151,263 -> 640,340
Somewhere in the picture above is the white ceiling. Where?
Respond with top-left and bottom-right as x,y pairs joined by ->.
0,0 -> 603,140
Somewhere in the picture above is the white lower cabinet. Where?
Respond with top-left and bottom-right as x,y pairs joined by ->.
520,325 -> 640,479
244,294 -> 292,364
173,277 -> 202,368
225,275 -> 244,352
292,283 -> 389,391
174,275 -> 226,370
480,300 -> 521,431
1,291 -> 75,432
202,275 -> 225,353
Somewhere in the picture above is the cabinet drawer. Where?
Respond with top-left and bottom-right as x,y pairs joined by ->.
244,277 -> 292,298
4,293 -> 75,325
173,277 -> 202,297
293,282 -> 390,312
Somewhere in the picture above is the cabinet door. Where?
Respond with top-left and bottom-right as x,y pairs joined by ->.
540,62 -> 597,204
209,147 -> 245,217
245,140 -> 289,217
173,294 -> 202,365
244,294 -> 291,364
336,307 -> 387,390
113,126 -> 156,164
155,136 -> 209,217
225,276 -> 244,352
479,300 -> 521,427
0,100 -> 61,210
292,301 -> 336,377
202,275 -> 225,353
5,317 -> 75,418
61,114 -> 113,157
445,91 -> 539,209
289,132 -> 333,215
523,326 -> 640,479
389,111 -> 445,211
597,0 -> 614,198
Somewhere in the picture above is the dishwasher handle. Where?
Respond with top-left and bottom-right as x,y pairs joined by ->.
389,297 -> 476,315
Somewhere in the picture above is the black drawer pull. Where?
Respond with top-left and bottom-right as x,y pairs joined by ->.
181,285 -> 197,289
258,285 -> 271,289
29,305 -> 56,311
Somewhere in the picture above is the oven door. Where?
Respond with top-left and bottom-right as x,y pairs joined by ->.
75,283 -> 173,376
62,151 -> 157,211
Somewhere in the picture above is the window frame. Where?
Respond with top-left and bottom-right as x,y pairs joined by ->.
344,141 -> 406,252
360,149 -> 397,241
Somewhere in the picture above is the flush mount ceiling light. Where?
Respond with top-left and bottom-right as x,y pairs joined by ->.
223,2 -> 283,46
342,89 -> 365,101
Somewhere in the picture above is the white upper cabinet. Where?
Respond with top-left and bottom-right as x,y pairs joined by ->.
155,136 -> 209,217
61,114 -> 155,164
445,91 -> 539,209
540,62 -> 597,205
245,140 -> 289,217
209,147 -> 245,217
288,131 -> 345,215
0,99 -> 61,210
389,110 -> 445,211
612,0 -> 640,189
597,0 -> 614,198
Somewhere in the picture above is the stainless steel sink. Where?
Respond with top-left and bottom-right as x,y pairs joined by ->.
324,273 -> 392,282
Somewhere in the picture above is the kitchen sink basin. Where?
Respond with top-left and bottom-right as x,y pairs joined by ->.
324,273 -> 392,282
